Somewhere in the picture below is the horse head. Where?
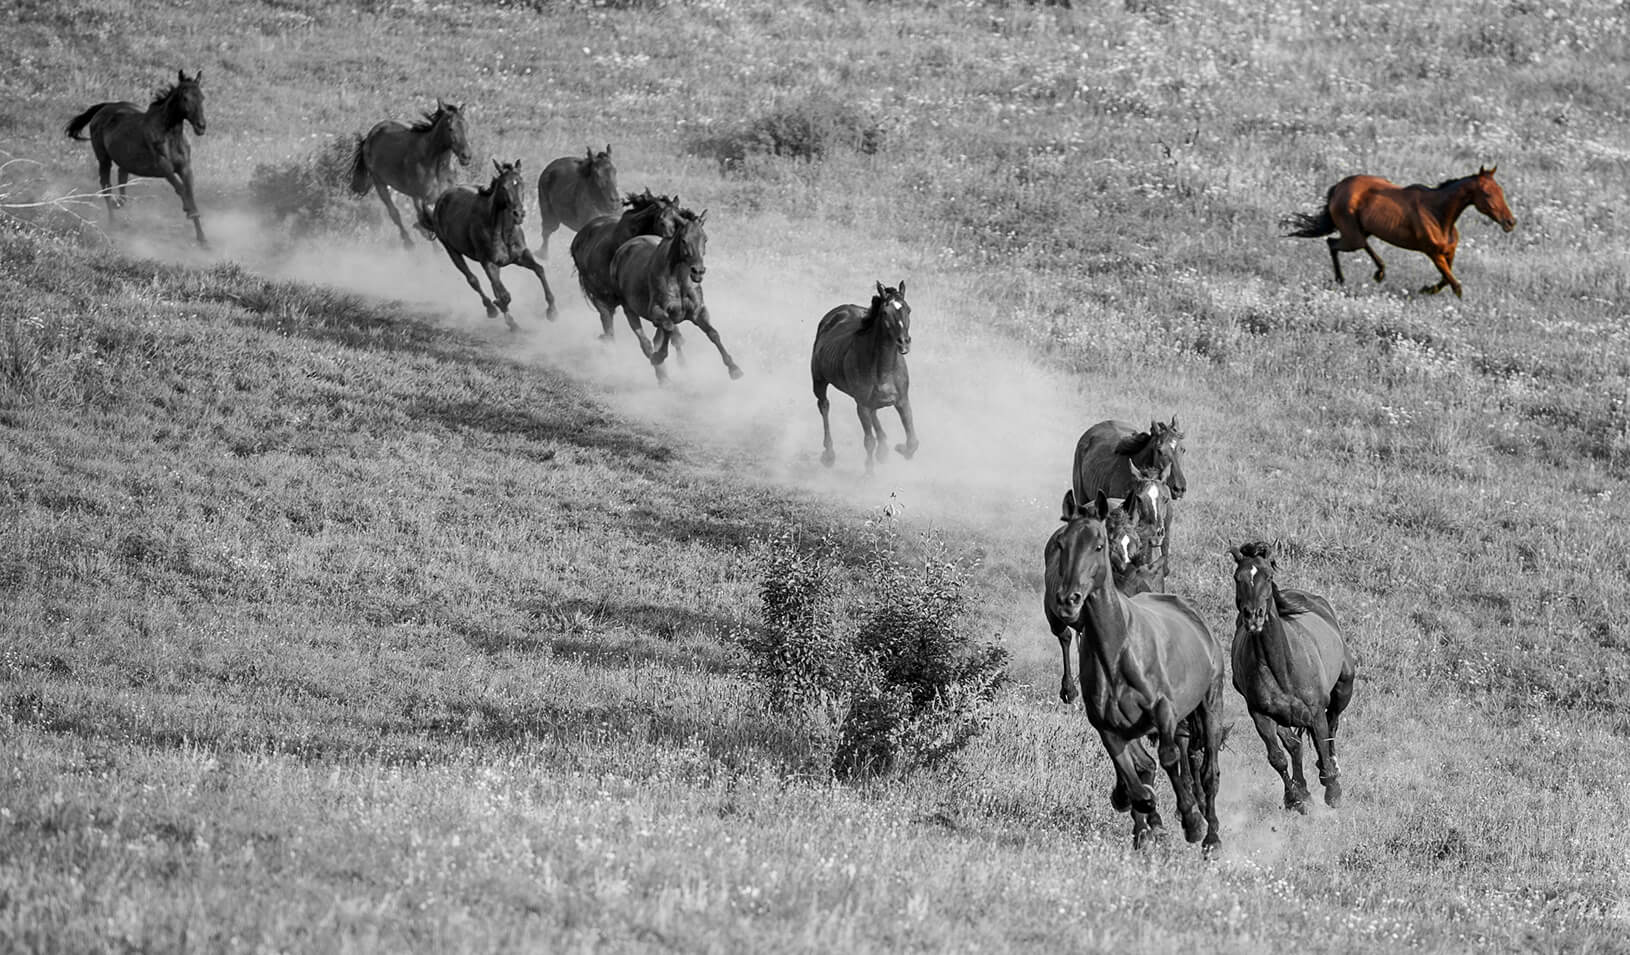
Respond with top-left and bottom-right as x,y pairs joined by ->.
1473,165 -> 1516,233
1103,494 -> 1148,578
1045,489 -> 1116,621
672,210 -> 707,284
1146,416 -> 1187,499
1122,463 -> 1171,548
167,70 -> 206,135
585,144 -> 619,205
436,100 -> 473,167
1230,541 -> 1277,633
869,279 -> 912,355
489,158 -> 525,223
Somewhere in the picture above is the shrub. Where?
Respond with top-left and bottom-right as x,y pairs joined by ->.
247,136 -> 379,235
741,515 -> 1009,780
687,93 -> 885,175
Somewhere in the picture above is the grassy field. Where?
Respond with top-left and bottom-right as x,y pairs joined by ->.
4,0 -> 1630,951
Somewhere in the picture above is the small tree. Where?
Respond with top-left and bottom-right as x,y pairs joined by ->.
738,530 -> 862,714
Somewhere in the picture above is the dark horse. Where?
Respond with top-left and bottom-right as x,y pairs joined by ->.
570,190 -> 684,340
65,70 -> 208,245
610,211 -> 742,382
535,146 -> 619,257
420,160 -> 558,331
1046,490 -> 1225,853
350,100 -> 472,248
811,281 -> 919,473
1286,166 -> 1516,298
1230,542 -> 1355,812
1073,417 -> 1185,568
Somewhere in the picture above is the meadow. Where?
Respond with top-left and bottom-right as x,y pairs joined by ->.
3,0 -> 1629,951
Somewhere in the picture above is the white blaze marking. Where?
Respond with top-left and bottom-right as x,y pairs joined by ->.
1247,566 -> 1257,580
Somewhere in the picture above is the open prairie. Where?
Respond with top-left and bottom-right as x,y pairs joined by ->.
3,0 -> 1629,951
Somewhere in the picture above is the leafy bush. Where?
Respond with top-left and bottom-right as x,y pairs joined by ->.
248,136 -> 379,234
687,93 -> 885,174
742,515 -> 1009,780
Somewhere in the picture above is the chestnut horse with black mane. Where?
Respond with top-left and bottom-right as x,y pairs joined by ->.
1286,166 -> 1516,298
66,70 -> 208,245
1046,490 -> 1225,854
350,99 -> 472,248
1230,542 -> 1355,812
535,146 -> 619,257
811,281 -> 918,473
420,159 -> 558,331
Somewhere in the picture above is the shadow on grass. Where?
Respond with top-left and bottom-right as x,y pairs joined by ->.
406,396 -> 674,464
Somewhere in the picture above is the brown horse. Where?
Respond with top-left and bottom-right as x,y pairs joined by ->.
350,100 -> 471,248
570,190 -> 684,340
1046,490 -> 1225,853
420,159 -> 558,331
1286,166 -> 1516,298
811,281 -> 918,473
535,146 -> 619,257
1072,418 -> 1187,504
65,70 -> 208,245
1230,542 -> 1355,812
610,211 -> 742,382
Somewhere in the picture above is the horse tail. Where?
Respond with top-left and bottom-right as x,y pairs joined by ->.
1284,207 -> 1335,238
348,135 -> 371,195
65,103 -> 111,141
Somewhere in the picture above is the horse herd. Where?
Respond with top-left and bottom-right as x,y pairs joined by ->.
67,74 -> 1523,855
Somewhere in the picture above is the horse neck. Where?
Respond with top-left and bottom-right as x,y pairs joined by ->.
151,91 -> 184,132
661,233 -> 695,284
855,307 -> 902,374
1078,578 -> 1134,680
1428,178 -> 1479,227
1247,585 -> 1297,689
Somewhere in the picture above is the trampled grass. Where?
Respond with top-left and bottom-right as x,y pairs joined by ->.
3,0 -> 1630,951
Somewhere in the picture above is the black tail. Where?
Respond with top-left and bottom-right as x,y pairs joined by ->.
1284,207 -> 1335,238
348,136 -> 371,195
65,103 -> 111,141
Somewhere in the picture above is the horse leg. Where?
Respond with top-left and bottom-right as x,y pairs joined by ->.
116,168 -> 131,210
1281,725 -> 1314,809
1308,710 -> 1343,808
1252,711 -> 1307,813
515,249 -> 558,320
689,307 -> 743,380
95,150 -> 116,221
667,327 -> 687,366
1420,252 -> 1463,298
815,379 -> 837,467
869,408 -> 889,462
1324,237 -> 1345,285
893,394 -> 919,459
856,403 -> 878,475
481,262 -> 519,332
443,247 -> 498,319
1190,690 -> 1224,855
1100,733 -> 1161,849
1323,663 -> 1356,807
1152,699 -> 1205,843
624,311 -> 667,382
1048,623 -> 1079,706
1361,241 -> 1386,283
164,167 -> 206,246
373,180 -> 414,249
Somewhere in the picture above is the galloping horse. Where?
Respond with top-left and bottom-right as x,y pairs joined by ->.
571,190 -> 684,340
811,281 -> 918,473
66,70 -> 209,245
535,146 -> 619,257
420,160 -> 558,331
1286,166 -> 1516,298
610,211 -> 742,382
350,100 -> 471,248
1230,542 -> 1356,812
1072,418 -> 1187,503
1119,465 -> 1174,577
1046,490 -> 1225,853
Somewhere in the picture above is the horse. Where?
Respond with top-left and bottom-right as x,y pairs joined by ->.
420,159 -> 558,331
65,69 -> 208,245
1072,417 -> 1187,504
811,281 -> 918,473
1285,166 -> 1516,298
1045,489 -> 1225,853
349,99 -> 472,248
535,145 -> 619,257
570,189 -> 685,340
1229,542 -> 1356,812
609,211 -> 743,382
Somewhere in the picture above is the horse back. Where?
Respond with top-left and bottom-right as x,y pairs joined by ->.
1072,419 -> 1138,501
1277,588 -> 1349,678
430,186 -> 481,254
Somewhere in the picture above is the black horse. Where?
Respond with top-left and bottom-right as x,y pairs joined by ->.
421,160 -> 558,331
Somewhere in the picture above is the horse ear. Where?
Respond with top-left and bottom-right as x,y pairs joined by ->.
1127,459 -> 1142,481
1170,414 -> 1180,430
1488,164 -> 1497,175
1061,490 -> 1076,521
493,158 -> 502,173
1093,490 -> 1110,520
1120,494 -> 1137,516
437,97 -> 448,110
585,146 -> 594,160
876,280 -> 886,298
898,278 -> 907,296
698,209 -> 708,222
605,143 -> 613,156
179,69 -> 187,84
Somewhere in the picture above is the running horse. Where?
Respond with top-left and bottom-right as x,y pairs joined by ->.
65,70 -> 209,245
1286,167 -> 1516,298
1045,490 -> 1225,853
811,281 -> 919,473
420,159 -> 558,330
535,146 -> 619,257
350,99 -> 472,248
570,190 -> 684,340
1229,541 -> 1356,812
609,211 -> 743,382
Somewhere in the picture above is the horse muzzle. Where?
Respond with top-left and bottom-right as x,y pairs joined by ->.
898,339 -> 911,355
191,120 -> 206,135
1052,590 -> 1085,618
690,267 -> 706,284
1501,218 -> 1516,232
1241,608 -> 1267,632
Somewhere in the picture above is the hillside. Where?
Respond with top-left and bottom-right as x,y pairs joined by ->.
4,0 -> 1630,951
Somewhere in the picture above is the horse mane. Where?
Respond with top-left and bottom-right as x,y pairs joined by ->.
410,108 -> 449,133
1432,174 -> 1476,190
149,82 -> 183,109
1113,431 -> 1152,456
624,191 -> 671,211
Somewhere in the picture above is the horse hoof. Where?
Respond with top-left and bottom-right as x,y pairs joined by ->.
894,443 -> 916,460
1373,270 -> 1384,283
820,450 -> 835,467
1324,782 -> 1343,808
1182,808 -> 1207,843
1201,835 -> 1222,860
598,333 -> 616,343
1452,287 -> 1464,299
545,306 -> 559,322
728,366 -> 744,380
